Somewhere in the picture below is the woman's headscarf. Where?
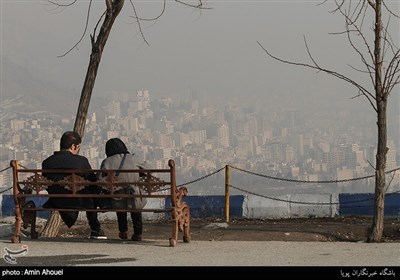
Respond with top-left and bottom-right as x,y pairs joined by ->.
105,138 -> 130,157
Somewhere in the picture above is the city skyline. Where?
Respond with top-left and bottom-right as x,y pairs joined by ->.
1,88 -> 399,196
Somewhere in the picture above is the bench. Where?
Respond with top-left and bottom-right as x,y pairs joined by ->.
9,159 -> 191,247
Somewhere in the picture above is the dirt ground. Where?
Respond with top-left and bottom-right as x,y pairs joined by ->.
57,216 -> 400,242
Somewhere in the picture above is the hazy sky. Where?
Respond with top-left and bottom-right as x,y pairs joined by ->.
1,1 -> 399,112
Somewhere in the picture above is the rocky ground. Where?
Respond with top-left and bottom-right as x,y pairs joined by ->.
56,216 -> 400,242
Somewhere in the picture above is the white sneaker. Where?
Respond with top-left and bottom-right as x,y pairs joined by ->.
90,230 -> 107,240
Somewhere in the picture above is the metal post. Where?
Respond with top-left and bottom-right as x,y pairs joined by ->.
225,165 -> 230,223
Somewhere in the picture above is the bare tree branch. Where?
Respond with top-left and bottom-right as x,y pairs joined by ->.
106,0 -> 113,10
53,0 -> 207,54
382,1 -> 399,18
341,3 -> 376,96
256,41 -> 377,112
48,0 -> 77,7
175,0 -> 211,10
129,0 -> 150,46
367,0 -> 376,10
57,0 -> 93,57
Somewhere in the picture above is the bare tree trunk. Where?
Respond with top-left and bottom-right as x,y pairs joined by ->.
368,102 -> 387,242
40,211 -> 61,237
368,0 -> 386,242
74,0 -> 125,136
41,0 -> 125,237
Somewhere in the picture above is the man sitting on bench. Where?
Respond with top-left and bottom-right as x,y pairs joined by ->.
42,131 -> 107,239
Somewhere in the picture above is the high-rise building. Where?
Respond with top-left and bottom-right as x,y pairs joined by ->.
106,100 -> 121,119
137,89 -> 150,111
218,124 -> 230,148
189,130 -> 206,144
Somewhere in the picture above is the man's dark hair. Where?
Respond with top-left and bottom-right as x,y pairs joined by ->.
60,131 -> 81,150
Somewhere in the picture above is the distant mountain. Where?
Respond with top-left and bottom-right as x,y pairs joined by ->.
1,55 -> 83,118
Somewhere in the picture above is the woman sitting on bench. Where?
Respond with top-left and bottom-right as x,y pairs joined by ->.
99,138 -> 148,241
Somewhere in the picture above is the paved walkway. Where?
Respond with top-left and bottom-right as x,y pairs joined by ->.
0,237 -> 399,267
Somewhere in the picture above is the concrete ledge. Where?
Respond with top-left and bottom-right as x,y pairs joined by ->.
339,193 -> 400,216
288,194 -> 339,217
76,198 -> 167,221
0,223 -> 13,238
1,193 -> 399,221
0,216 -> 49,238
